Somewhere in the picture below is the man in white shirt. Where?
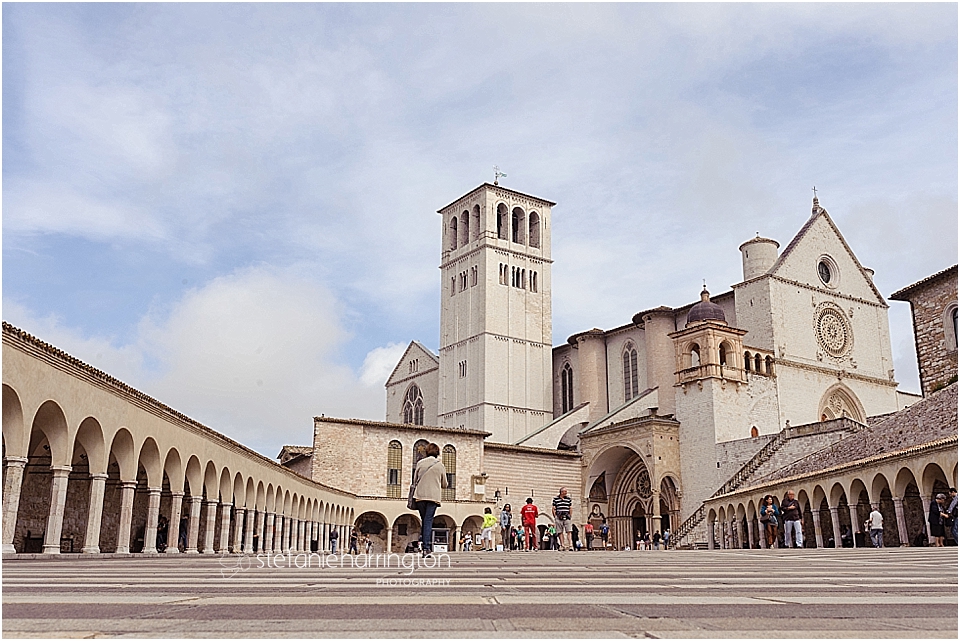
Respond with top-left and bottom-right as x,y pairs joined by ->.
868,505 -> 884,548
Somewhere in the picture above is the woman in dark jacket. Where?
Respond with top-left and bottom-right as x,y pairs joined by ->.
929,494 -> 946,547
412,442 -> 447,557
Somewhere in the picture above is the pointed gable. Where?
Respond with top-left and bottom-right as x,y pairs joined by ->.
769,202 -> 886,306
384,340 -> 439,388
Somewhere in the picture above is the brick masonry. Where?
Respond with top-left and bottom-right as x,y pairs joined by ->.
890,265 -> 958,396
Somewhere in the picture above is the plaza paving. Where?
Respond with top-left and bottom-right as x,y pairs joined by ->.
2,547 -> 957,638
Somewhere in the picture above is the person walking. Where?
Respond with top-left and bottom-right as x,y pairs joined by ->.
929,494 -> 946,547
759,495 -> 780,548
329,526 -> 339,554
600,520 -> 609,548
520,498 -> 539,551
363,534 -> 372,554
663,528 -> 670,549
780,490 -> 803,548
584,522 -> 594,550
552,487 -> 574,551
499,504 -> 513,552
653,530 -> 662,550
411,442 -> 448,558
868,504 -> 884,548
348,528 -> 359,555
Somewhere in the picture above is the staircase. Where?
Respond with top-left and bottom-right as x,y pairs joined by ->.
671,431 -> 790,548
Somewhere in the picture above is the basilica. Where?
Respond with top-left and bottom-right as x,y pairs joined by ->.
3,182 -> 955,557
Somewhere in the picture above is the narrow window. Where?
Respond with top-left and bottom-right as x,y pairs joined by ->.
473,204 -> 481,242
755,353 -> 762,373
623,345 -> 639,400
450,217 -> 458,251
561,363 -> 574,413
719,343 -> 727,366
690,344 -> 701,368
750,426 -> 759,438
512,207 -> 525,244
386,441 -> 402,498
441,445 -> 457,501
528,212 -> 541,248
497,204 -> 508,239
521,269 -> 526,289
450,276 -> 456,296
532,272 -> 538,293
461,211 -> 470,247
744,352 -> 751,371
765,356 -> 774,375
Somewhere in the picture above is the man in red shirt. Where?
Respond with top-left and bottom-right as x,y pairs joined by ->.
520,497 -> 539,551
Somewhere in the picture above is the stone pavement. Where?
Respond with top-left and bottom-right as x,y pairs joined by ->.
2,548 -> 957,638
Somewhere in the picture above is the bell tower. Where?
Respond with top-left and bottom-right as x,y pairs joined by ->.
436,183 -> 555,443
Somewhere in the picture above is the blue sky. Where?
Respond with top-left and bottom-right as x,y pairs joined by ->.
4,3 -> 957,457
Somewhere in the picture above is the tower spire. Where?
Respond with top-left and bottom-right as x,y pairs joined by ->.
812,185 -> 820,213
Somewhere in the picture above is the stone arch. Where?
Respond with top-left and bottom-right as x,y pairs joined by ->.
202,461 -> 219,499
391,512 -> 421,553
244,477 -> 256,510
496,202 -> 508,239
109,429 -> 137,482
2,384 -> 27,458
686,342 -> 701,369
528,211 -> 541,248
255,481 -> 266,511
472,204 -> 481,242
355,511 -> 389,553
460,210 -> 470,247
921,461 -> 950,499
818,383 -> 865,423
162,447 -> 184,493
718,340 -> 734,367
511,207 -> 525,244
265,484 -> 276,513
137,438 -> 163,489
31,400 -> 70,467
232,473 -> 244,508
870,471 -> 893,504
75,417 -> 107,476
449,215 -> 458,250
184,456 -> 202,498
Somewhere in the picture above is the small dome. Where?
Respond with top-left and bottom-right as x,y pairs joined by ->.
686,288 -> 726,326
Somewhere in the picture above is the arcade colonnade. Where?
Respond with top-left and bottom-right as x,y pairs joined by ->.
2,324 -> 357,555
703,440 -> 957,550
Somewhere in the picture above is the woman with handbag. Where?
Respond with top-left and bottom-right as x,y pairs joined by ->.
409,442 -> 447,558
759,495 -> 780,548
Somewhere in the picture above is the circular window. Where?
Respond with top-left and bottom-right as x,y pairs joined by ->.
816,305 -> 852,357
817,255 -> 839,288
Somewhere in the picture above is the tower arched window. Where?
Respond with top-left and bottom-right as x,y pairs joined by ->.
386,440 -> 402,498
765,356 -> 774,375
449,217 -> 458,250
561,362 -> 574,414
511,207 -> 525,244
718,342 -> 731,367
460,211 -> 470,247
945,303 -> 959,351
754,353 -> 762,373
473,204 -> 481,241
622,344 -> 639,401
403,384 -> 424,425
441,445 -> 457,501
689,344 -> 701,368
528,212 -> 541,248
497,203 -> 508,239
744,351 -> 752,371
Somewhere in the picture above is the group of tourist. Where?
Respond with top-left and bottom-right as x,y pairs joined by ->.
757,488 -> 958,549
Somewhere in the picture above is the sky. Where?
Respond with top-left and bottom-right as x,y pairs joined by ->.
3,3 -> 957,458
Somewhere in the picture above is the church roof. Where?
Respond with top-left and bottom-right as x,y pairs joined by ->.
768,199 -> 886,303
752,382 -> 957,486
437,182 -> 556,213
686,288 -> 726,325
889,264 -> 958,301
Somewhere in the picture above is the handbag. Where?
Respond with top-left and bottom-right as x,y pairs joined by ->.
407,459 -> 439,510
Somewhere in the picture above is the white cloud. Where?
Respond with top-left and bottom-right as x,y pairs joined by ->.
359,342 -> 407,388
4,267 -> 388,457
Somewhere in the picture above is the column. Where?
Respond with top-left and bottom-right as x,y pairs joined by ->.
892,497 -> 909,547
142,487 -> 162,554
275,516 -> 285,553
257,510 -> 267,553
283,518 -> 292,552
321,522 -> 329,552
707,521 -> 715,550
232,508 -> 245,553
81,473 -> 107,554
848,504 -> 860,548
218,503 -> 232,552
116,481 -> 137,554
202,500 -> 218,553
264,512 -> 275,555
166,492 -> 184,554
651,490 -> 662,536
2,457 -> 28,554
42,465 -> 72,554
757,518 -> 768,548
301,520 -> 308,552
746,517 -> 755,549
243,508 -> 255,554
735,519 -> 745,550
812,509 -> 824,549
921,497 -> 933,541
386,525 -> 393,554
186,496 -> 202,554
291,518 -> 300,552
829,506 -> 842,549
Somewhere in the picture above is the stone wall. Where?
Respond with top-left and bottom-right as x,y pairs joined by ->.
482,443 -> 582,523
892,267 -> 958,396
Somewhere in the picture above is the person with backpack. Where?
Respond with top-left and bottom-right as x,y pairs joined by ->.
759,494 -> 780,548
411,442 -> 448,558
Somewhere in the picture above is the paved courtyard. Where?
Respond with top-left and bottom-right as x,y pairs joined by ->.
2,548 -> 957,638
